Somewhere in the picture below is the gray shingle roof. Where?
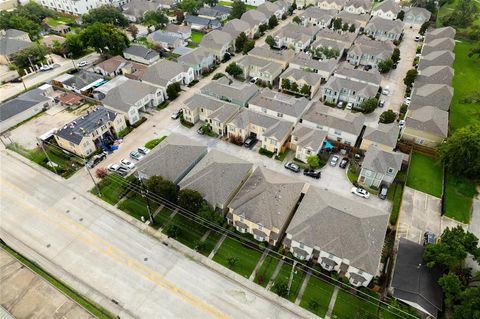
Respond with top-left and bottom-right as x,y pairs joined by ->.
177,47 -> 213,66
365,16 -> 404,34
241,10 -> 268,26
324,76 -> 380,98
0,88 -> 49,122
141,59 -> 188,87
102,78 -> 158,113
200,30 -> 233,51
291,124 -> 328,152
345,0 -> 371,10
290,52 -> 338,74
148,30 -> 183,45
207,102 -> 241,122
179,150 -> 252,208
123,44 -> 160,61
415,65 -> 454,86
335,11 -> 370,26
350,35 -> 395,59
200,77 -> 259,106
422,37 -> 455,55
286,186 -> 389,274
62,71 -> 103,90
264,119 -> 293,141
424,26 -> 456,43
185,15 -> 222,28
122,0 -> 169,19
406,105 -> 448,137
362,144 -> 404,173
372,0 -> 400,14
363,123 -> 399,149
250,88 -> 311,118
334,62 -> 382,86
303,7 -> 337,21
237,55 -> 284,76
404,7 -> 432,20
302,102 -> 365,135
418,50 -> 455,71
311,37 -> 346,53
273,23 -> 318,42
0,33 -> 33,56
315,29 -> 357,47
183,93 -> 225,111
257,1 -> 282,17
391,238 -> 443,318
228,167 -> 305,230
280,67 -> 323,87
54,107 -> 119,145
221,19 -> 252,38
248,46 -> 295,64
410,83 -> 453,111
136,133 -> 208,183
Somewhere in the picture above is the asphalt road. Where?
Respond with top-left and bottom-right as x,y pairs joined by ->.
0,150 -> 310,319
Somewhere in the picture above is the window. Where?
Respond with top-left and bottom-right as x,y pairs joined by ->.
299,242 -> 304,248
258,223 -> 262,230
387,167 -> 394,174
254,235 -> 265,242
334,129 -> 341,135
277,112 -> 283,118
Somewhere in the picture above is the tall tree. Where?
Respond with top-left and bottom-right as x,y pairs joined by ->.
342,22 -> 349,31
127,24 -> 139,39
453,287 -> 480,319
377,59 -> 393,73
439,273 -> 464,308
397,10 -> 405,20
81,5 -> 128,27
419,21 -> 430,35
178,189 -> 204,214
80,22 -> 130,56
204,0 -> 218,7
235,32 -> 247,53
359,98 -> 378,114
63,33 -> 86,58
225,62 -> 243,78
229,0 -> 246,19
12,44 -> 48,69
145,176 -> 178,203
332,18 -> 342,30
391,48 -> 401,64
292,16 -> 302,24
403,69 -> 418,87
265,35 -> 276,49
268,15 -> 278,29
143,9 -> 169,29
307,155 -> 320,168
180,0 -> 199,15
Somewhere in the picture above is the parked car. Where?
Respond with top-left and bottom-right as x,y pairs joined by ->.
250,77 -> 258,84
303,169 -> 321,179
399,119 -> 406,129
339,157 -> 349,169
284,162 -> 300,173
392,63 -> 398,69
378,100 -> 385,108
329,155 -> 339,166
346,102 -> 353,110
86,152 -> 107,169
351,187 -> 370,199
171,109 -> 182,119
382,85 -> 390,95
244,136 -> 257,148
379,185 -> 388,200
39,64 -> 53,71
424,231 -> 436,245
120,159 -> 135,169
138,147 -> 150,155
415,35 -> 421,42
78,61 -> 88,67
336,101 -> 344,109
130,151 -> 143,161
197,126 -> 205,135
364,65 -> 372,71
404,97 -> 411,106
107,164 -> 128,176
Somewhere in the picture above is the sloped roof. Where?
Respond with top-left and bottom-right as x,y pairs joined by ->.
148,30 -> 183,45
200,30 -> 233,50
350,35 -> 395,59
248,45 -> 295,63
372,0 -> 400,14
178,150 -> 252,208
222,19 -> 252,38
241,10 -> 268,26
334,62 -> 382,86
315,29 -> 357,47
335,11 -> 370,26
250,88 -> 311,118
102,78 -> 159,113
365,16 -> 404,34
183,93 -> 225,112
422,37 -> 455,55
62,71 -> 103,89
141,59 -> 189,87
207,102 -> 241,123
415,65 -> 454,86
406,105 -> 448,137
324,76 -> 379,98
286,186 -> 389,274
228,167 -> 305,230
201,77 -> 259,105
95,55 -> 127,74
123,45 -> 160,61
280,67 -> 323,87
363,123 -> 399,149
0,34 -> 33,56
345,0 -> 371,10
418,50 -> 455,71
291,124 -> 327,152
362,144 -> 404,173
290,52 -> 338,74
424,26 -> 456,43
0,88 -> 49,122
257,1 -> 282,17
410,83 -> 453,111
302,102 -> 365,135
136,133 -> 207,183
273,23 -> 318,42
391,238 -> 443,318
404,7 -> 432,20
237,55 -> 283,76
303,7 -> 337,21
178,47 -> 213,65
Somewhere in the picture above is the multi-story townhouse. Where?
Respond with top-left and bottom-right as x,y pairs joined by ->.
364,16 -> 404,41
237,55 -> 284,84
358,144 -> 404,188
343,0 -> 372,14
301,7 -> 337,28
272,23 -> 319,52
290,124 -> 328,162
371,0 -> 400,20
347,36 -> 395,68
322,75 -> 379,107
199,30 -> 234,60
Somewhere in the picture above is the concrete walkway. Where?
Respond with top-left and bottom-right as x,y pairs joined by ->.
324,286 -> 339,319
152,204 -> 165,217
157,208 -> 178,231
295,269 -> 312,305
200,229 -> 211,242
249,248 -> 271,281
208,232 -> 227,259
266,259 -> 285,290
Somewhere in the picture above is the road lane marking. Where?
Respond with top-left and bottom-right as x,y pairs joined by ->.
1,177 -> 228,319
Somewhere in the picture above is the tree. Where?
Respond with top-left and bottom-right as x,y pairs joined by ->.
290,82 -> 298,92
419,21 -> 430,35
468,45 -> 480,59
178,189 -> 204,214
265,35 -> 276,49
397,10 -> 405,20
259,23 -> 268,33
0,2 -> 54,39
379,110 -> 397,124
333,18 -> 342,30
229,0 -> 246,19
180,0 -> 198,14
127,24 -> 139,39
453,287 -> 480,319
165,224 -> 181,238
212,73 -> 226,80
242,39 -> 255,54
439,273 -> 464,308
342,22 -> 349,31
300,84 -> 311,96
391,48 -> 401,64
143,9 -> 169,29
166,82 -> 182,100
63,33 -> 86,58
80,22 -> 130,56
292,16 -> 302,24
81,5 -> 128,27
204,0 -> 218,6
175,9 -> 185,23
197,203 -> 224,226
235,32 -> 247,53
289,0 -> 297,14
442,0 -> 478,28
225,62 -> 243,78
438,125 -> 480,180
145,176 -> 178,204
424,226 -> 479,271
348,24 -> 356,32
281,78 -> 291,91
12,44 -> 48,69
377,59 -> 393,73
359,98 -> 378,114
268,15 -> 278,29
272,280 -> 289,297
307,155 -> 320,169
313,46 -> 340,59
403,69 -> 418,87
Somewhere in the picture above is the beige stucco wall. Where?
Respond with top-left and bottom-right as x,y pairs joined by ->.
402,127 -> 444,148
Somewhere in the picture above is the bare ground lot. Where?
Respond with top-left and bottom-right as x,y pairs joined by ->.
0,249 -> 94,319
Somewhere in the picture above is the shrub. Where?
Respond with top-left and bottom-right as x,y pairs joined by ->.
259,148 -> 274,158
229,135 -> 243,145
379,110 -> 397,124
165,224 -> 181,238
212,72 -> 225,80
95,167 -> 108,178
144,136 -> 166,149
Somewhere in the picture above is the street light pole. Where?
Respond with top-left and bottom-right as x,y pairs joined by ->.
137,171 -> 154,225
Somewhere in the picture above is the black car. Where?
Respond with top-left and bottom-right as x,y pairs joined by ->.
363,65 -> 372,71
284,162 -> 300,173
244,137 -> 257,148
339,157 -> 349,169
303,169 -> 321,179
86,152 -> 107,169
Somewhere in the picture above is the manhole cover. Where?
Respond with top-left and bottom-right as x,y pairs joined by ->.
79,218 -> 83,222
144,257 -> 148,261
46,244 -> 51,248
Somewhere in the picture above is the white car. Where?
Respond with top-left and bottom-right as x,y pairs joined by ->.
382,86 -> 390,95
346,102 -> 353,110
329,155 -> 339,166
78,61 -> 88,67
351,187 -> 370,199
399,119 -> 406,129
404,97 -> 411,106
107,164 -> 120,172
120,159 -> 135,169
39,64 -> 53,71
138,147 -> 150,155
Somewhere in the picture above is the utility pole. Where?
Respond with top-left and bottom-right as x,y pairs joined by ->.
138,171 -> 154,225
37,138 -> 57,174
69,53 -> 76,70
85,165 -> 101,195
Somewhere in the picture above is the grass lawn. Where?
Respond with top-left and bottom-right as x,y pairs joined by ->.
162,213 -> 210,250
1,243 -> 115,319
153,207 -> 174,229
144,136 -> 166,149
406,152 -> 443,198
436,0 -> 480,31
218,0 -> 256,9
444,173 -> 477,223
191,31 -> 205,43
272,262 -> 306,302
199,231 -> 223,257
117,194 -> 159,222
332,290 -> 378,319
275,149 -> 290,162
299,276 -> 335,318
449,41 -> 480,132
45,16 -> 76,26
254,255 -> 279,287
94,175 -> 126,205
212,237 -> 263,278
387,182 -> 404,226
